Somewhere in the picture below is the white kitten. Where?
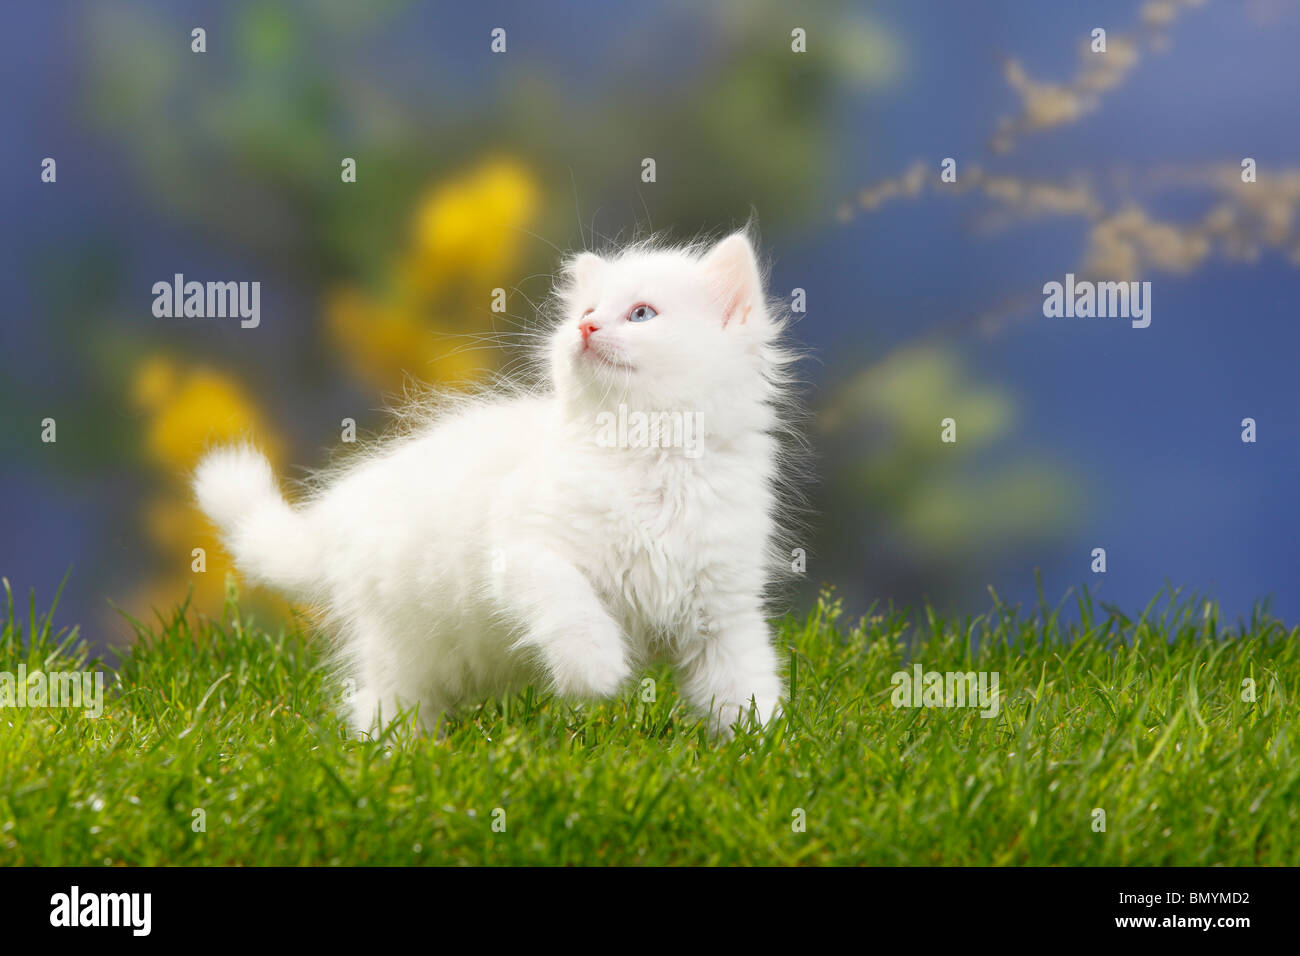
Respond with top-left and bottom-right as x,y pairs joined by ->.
194,231 -> 801,737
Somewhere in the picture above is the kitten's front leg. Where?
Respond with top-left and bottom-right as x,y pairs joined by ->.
675,605 -> 784,737
495,543 -> 631,699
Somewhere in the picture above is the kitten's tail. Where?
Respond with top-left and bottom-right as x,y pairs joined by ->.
193,445 -> 320,598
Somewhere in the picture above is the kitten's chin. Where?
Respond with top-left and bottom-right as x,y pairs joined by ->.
576,345 -> 636,374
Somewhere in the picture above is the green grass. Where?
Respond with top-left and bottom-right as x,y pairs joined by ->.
2,577 -> 1298,866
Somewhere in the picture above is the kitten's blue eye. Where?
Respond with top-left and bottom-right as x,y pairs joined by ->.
627,304 -> 657,322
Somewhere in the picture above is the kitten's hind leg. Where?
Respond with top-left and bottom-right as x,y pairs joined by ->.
347,683 -> 439,740
344,621 -> 442,739
494,544 -> 631,700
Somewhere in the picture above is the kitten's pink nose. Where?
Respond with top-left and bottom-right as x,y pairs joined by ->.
579,320 -> 599,342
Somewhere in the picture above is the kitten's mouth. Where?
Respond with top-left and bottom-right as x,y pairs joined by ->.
581,343 -> 636,372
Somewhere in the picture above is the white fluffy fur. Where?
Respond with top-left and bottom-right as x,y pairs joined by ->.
194,231 -> 801,737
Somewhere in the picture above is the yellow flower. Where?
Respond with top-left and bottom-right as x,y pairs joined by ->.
130,356 -> 281,472
325,288 -> 492,395
326,156 -> 540,393
409,157 -> 540,290
136,498 -> 245,617
128,355 -> 292,622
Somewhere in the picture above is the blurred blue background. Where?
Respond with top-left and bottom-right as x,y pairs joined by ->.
1,0 -> 1297,646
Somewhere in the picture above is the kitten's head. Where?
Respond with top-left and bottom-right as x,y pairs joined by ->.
550,232 -> 784,416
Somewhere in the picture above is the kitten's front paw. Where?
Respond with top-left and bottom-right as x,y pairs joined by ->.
542,627 -> 631,700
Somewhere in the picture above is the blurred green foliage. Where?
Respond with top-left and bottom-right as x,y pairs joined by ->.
816,345 -> 1080,608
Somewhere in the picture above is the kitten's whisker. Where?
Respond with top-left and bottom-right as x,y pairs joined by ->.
508,225 -> 564,260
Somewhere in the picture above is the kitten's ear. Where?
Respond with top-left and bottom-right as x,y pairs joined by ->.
564,251 -> 604,292
703,233 -> 764,327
